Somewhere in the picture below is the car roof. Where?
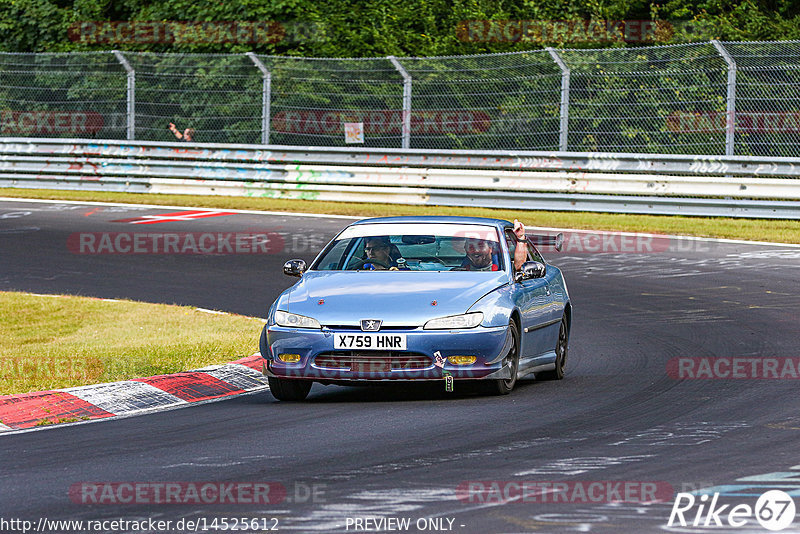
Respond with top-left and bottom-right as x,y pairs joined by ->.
350,216 -> 512,228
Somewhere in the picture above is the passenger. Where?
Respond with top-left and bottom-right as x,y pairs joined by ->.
455,220 -> 528,271
456,238 -> 500,271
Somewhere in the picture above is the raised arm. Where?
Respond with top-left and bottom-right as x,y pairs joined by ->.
168,123 -> 183,140
513,219 -> 528,271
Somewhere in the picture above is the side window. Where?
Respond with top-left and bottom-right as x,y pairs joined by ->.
505,229 -> 546,268
314,239 -> 351,270
504,230 -> 519,271
528,244 -> 545,264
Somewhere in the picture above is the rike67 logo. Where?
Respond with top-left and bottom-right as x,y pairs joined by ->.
668,490 -> 796,531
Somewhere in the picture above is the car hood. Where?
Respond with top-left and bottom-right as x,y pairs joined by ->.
285,271 -> 508,326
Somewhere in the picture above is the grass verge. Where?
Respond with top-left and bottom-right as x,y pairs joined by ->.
0,291 -> 263,395
1,188 -> 799,244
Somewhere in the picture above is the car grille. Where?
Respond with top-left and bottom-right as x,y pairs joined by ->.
314,352 -> 431,371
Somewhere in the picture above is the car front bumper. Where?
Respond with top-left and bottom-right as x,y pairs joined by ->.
260,324 -> 512,381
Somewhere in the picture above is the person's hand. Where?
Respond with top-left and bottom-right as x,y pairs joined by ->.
512,219 -> 528,271
168,123 -> 177,131
513,219 -> 526,241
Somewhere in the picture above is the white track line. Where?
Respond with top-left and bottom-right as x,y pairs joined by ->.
0,197 -> 359,220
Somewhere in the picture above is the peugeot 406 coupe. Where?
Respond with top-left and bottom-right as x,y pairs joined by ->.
259,216 -> 571,401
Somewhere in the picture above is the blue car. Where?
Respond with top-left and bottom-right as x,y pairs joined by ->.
259,216 -> 571,401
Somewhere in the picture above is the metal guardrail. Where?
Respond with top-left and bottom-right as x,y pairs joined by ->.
0,138 -> 798,219
3,137 -> 800,176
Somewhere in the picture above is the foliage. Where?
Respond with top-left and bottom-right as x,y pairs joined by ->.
0,291 -> 261,394
1,0 -> 799,56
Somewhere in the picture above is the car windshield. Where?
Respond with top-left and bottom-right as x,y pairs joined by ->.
311,223 -> 505,272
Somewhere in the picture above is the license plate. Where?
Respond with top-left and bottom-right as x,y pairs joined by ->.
333,333 -> 407,350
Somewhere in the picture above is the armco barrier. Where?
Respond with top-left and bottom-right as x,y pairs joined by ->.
0,138 -> 799,218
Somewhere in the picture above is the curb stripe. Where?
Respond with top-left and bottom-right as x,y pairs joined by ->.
0,391 -> 114,429
0,355 -> 268,433
63,381 -> 186,414
194,364 -> 269,391
230,354 -> 265,372
134,372 -> 244,402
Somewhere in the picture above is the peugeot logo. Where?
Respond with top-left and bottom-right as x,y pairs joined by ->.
361,319 -> 382,332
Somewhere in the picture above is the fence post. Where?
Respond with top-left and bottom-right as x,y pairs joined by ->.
247,53 -> 272,145
112,51 -> 135,140
388,56 -> 412,149
712,40 -> 737,156
546,47 -> 570,152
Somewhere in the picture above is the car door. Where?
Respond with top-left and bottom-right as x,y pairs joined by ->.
505,230 -> 553,360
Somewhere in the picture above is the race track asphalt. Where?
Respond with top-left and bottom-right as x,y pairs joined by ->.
1,199 -> 799,533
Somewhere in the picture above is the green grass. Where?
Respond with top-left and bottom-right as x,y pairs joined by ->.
2,188 -> 799,243
0,291 -> 263,395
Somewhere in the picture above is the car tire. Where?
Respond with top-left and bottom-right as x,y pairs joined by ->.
268,377 -> 312,401
487,321 -> 520,395
536,316 -> 568,381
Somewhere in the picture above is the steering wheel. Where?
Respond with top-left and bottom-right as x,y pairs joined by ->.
415,256 -> 446,265
352,258 -> 391,270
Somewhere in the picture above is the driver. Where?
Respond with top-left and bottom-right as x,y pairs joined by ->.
362,236 -> 398,270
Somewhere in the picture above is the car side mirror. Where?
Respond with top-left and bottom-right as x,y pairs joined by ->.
283,259 -> 307,277
515,261 -> 546,282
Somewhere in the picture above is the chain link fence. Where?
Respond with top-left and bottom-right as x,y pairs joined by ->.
1,41 -> 799,156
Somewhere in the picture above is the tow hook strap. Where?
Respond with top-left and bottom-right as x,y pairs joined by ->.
434,351 -> 454,392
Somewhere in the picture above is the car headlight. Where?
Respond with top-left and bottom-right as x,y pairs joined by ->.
274,310 -> 321,329
423,312 -> 484,330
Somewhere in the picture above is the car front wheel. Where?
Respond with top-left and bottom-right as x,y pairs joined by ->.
268,377 -> 312,401
487,321 -> 520,395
